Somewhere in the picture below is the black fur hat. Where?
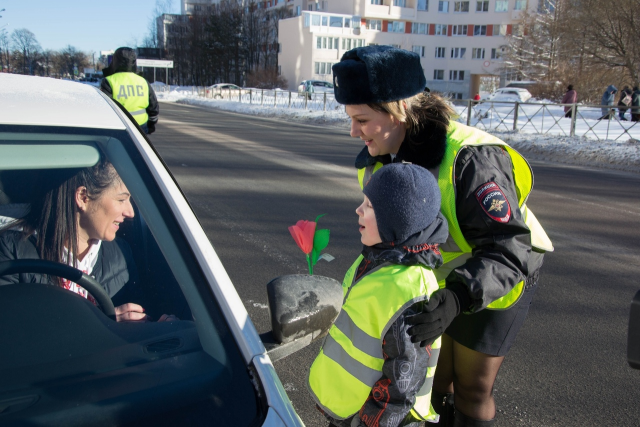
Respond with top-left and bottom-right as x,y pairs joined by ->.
332,45 -> 426,105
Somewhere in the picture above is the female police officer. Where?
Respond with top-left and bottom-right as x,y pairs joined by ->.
331,45 -> 552,427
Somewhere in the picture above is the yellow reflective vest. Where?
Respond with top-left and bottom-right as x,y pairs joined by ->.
105,73 -> 150,125
357,121 -> 553,310
308,255 -> 441,422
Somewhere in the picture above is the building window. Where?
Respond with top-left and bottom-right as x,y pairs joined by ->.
451,47 -> 466,58
452,24 -> 467,35
330,16 -> 344,27
371,0 -> 383,4
418,0 -> 428,10
435,47 -> 446,57
393,0 -> 407,6
367,19 -> 382,30
514,0 -> 527,10
493,24 -> 507,35
412,22 -> 427,34
390,44 -> 402,49
435,24 -> 447,35
474,25 -> 487,35
472,48 -> 485,59
316,36 -> 339,49
450,70 -> 465,80
295,6 -> 301,15
454,1 -> 469,12
434,69 -> 444,80
495,0 -> 508,11
342,38 -> 365,49
476,0 -> 489,11
389,21 -> 406,33
314,62 -> 334,75
278,65 -> 281,75
438,1 -> 449,12
412,45 -> 426,57
322,16 -> 328,25
491,48 -> 502,59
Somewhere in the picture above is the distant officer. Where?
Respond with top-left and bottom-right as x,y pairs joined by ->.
101,47 -> 159,134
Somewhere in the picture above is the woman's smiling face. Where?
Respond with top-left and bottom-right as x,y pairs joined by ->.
77,181 -> 134,244
346,104 -> 405,157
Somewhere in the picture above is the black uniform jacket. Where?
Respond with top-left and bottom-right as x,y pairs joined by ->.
0,230 -> 139,304
355,122 -> 544,312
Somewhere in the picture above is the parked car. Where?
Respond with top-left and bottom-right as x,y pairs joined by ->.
0,74 -> 340,426
297,80 -> 334,100
206,83 -> 243,99
474,87 -> 533,118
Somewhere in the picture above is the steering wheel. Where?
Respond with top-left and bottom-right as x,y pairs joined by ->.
0,259 -> 116,320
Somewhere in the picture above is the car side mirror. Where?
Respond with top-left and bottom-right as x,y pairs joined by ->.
260,274 -> 342,362
628,289 -> 640,369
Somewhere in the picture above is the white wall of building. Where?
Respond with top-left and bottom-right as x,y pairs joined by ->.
279,0 -> 539,97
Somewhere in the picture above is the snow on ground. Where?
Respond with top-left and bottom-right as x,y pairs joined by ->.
157,88 -> 640,174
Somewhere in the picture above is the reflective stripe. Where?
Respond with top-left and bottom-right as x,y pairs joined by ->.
323,334 -> 381,387
130,109 -> 146,116
333,310 -> 383,359
427,347 -> 440,368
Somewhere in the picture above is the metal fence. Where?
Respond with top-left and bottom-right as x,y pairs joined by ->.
152,84 -> 640,142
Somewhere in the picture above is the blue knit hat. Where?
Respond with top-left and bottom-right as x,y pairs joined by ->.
332,45 -> 426,105
363,163 -> 441,244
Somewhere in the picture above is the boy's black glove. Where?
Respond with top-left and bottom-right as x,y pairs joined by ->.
147,122 -> 156,134
407,288 -> 461,347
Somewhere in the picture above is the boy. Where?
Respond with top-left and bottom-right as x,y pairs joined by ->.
308,163 -> 449,427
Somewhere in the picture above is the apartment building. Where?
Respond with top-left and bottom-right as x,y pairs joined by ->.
278,0 -> 538,97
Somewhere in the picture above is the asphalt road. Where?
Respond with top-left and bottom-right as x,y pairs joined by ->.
149,102 -> 640,426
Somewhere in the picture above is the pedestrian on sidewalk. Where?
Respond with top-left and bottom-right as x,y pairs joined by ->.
598,85 -> 618,120
617,86 -> 632,121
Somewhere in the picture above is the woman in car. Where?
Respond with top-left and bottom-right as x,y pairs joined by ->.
0,157 -> 173,322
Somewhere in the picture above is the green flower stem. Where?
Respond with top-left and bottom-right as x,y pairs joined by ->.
306,253 -> 313,276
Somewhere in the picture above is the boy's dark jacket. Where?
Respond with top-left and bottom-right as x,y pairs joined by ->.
355,120 -> 543,313
327,215 -> 448,427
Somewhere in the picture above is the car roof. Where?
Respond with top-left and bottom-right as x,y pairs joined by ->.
0,74 -> 126,130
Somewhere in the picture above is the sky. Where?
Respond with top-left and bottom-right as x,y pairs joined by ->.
1,0 -> 179,57
152,86 -> 640,174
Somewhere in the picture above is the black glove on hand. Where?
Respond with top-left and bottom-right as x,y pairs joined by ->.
147,122 -> 156,134
407,288 -> 461,347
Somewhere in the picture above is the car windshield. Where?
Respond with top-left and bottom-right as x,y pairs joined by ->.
0,126 -> 262,425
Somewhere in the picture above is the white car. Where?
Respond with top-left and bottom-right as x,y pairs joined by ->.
206,83 -> 243,99
485,87 -> 532,103
474,88 -> 533,119
0,74 -> 339,426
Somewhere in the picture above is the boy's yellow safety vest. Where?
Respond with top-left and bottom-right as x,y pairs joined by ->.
308,255 -> 441,422
357,121 -> 553,310
105,73 -> 150,125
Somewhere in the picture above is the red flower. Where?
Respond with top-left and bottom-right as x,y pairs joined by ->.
288,220 -> 316,254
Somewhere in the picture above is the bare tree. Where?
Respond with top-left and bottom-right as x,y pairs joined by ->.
0,29 -> 10,72
576,0 -> 640,86
144,0 -> 175,48
11,28 -> 40,74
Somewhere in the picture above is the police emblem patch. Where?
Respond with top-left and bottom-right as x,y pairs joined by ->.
475,181 -> 511,223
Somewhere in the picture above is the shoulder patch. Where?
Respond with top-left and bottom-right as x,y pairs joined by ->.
475,181 -> 511,223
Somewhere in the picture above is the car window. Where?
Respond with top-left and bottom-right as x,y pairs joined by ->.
0,128 -> 263,426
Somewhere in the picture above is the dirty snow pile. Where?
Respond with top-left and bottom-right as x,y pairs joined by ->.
157,89 -> 640,174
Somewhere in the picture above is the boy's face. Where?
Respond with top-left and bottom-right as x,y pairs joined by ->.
356,195 -> 382,246
345,104 -> 405,157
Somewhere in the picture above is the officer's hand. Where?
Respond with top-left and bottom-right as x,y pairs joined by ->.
147,122 -> 156,134
407,288 -> 460,347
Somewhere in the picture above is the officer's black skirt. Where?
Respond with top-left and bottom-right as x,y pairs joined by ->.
445,279 -> 538,357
